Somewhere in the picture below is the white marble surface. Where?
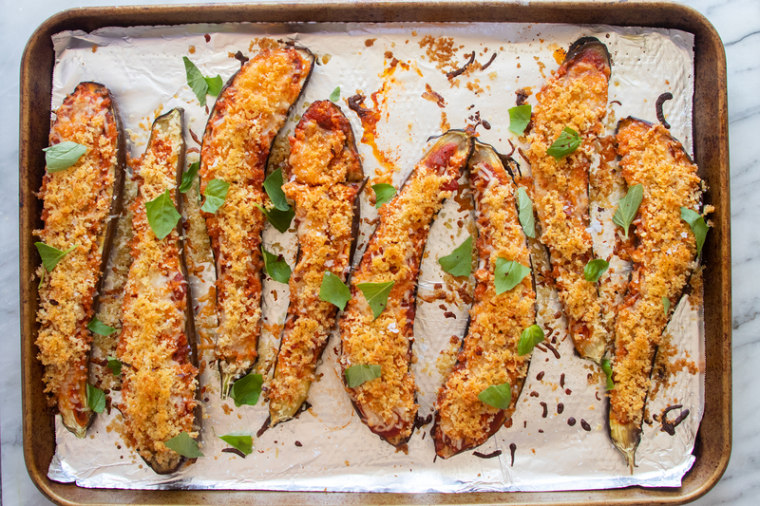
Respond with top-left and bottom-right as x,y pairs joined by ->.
0,0 -> 756,504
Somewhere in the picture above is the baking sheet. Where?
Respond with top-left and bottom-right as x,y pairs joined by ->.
45,21 -> 704,493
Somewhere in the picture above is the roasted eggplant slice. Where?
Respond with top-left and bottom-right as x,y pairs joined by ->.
267,100 -> 364,426
432,141 -> 536,458
527,37 -> 611,363
609,117 -> 703,470
200,46 -> 314,395
35,82 -> 125,437
118,109 -> 199,474
339,130 -> 472,446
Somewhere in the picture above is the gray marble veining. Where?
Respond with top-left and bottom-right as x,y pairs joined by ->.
1,0 -> 757,504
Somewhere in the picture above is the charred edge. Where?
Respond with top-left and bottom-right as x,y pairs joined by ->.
564,36 -> 611,68
256,416 -> 271,438
222,447 -> 247,458
655,92 -> 674,129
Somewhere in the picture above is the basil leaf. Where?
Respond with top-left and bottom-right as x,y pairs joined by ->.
478,382 -> 512,409
601,358 -> 615,390
329,86 -> 341,103
261,247 -> 291,284
612,184 -> 643,239
584,259 -> 609,283
508,104 -> 531,136
201,178 -> 230,214
517,324 -> 545,356
438,236 -> 473,277
106,356 -> 122,377
43,141 -> 88,172
253,203 -> 295,233
230,372 -> 263,407
263,168 -> 290,211
319,271 -> 351,310
357,281 -> 395,319
145,189 -> 181,240
219,433 -> 253,456
662,296 -> 671,315
179,162 -> 200,193
165,431 -> 203,458
34,242 -> 77,272
86,383 -> 106,413
494,258 -> 531,295
204,75 -> 223,97
87,317 -> 116,336
516,187 -> 536,239
183,56 -> 209,106
680,207 -> 708,256
345,364 -> 381,388
546,127 -> 581,159
372,183 -> 396,209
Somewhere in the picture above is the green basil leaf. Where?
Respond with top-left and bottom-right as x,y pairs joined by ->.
253,203 -> 295,233
438,236 -> 473,277
680,207 -> 708,257
219,433 -> 253,456
179,162 -> 200,193
263,168 -> 290,211
517,324 -> 545,356
601,358 -> 615,390
329,86 -> 341,103
34,242 -> 77,272
372,183 -> 396,209
38,270 -> 44,289
612,184 -> 643,239
357,281 -> 395,319
106,355 -> 122,377
87,317 -> 116,336
319,271 -> 351,310
584,259 -> 609,283
261,247 -> 291,284
201,178 -> 230,214
662,296 -> 671,316
145,189 -> 181,240
165,431 -> 203,458
508,104 -> 532,136
494,258 -> 531,295
230,372 -> 263,407
183,56 -> 210,106
204,75 -> 224,97
478,382 -> 512,409
546,127 -> 581,159
344,364 -> 381,388
43,141 -> 88,172
516,187 -> 536,239
86,383 -> 106,413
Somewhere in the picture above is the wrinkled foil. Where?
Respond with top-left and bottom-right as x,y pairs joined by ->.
46,21 -> 703,493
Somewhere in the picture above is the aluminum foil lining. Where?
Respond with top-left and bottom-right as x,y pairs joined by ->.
46,21 -> 703,493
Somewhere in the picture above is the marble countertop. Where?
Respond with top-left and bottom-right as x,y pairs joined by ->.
1,0 -> 756,504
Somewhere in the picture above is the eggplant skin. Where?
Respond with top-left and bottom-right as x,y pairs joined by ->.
35,82 -> 126,438
199,45 -> 315,395
117,108 -> 199,474
339,130 -> 472,447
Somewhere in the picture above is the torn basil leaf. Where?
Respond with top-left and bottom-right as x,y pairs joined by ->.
35,242 -> 77,272
584,259 -> 609,283
494,258 -> 531,295
329,86 -> 341,103
357,280 -> 395,319
43,141 -> 87,172
517,324 -> 545,356
230,372 -> 263,407
345,364 -> 381,388
612,184 -> 643,239
204,75 -> 223,97
516,187 -> 536,239
254,203 -> 295,233
201,178 -> 230,214
87,317 -> 116,336
86,383 -> 105,414
438,236 -> 473,277
106,356 -> 122,377
372,183 -> 396,209
508,104 -> 531,136
261,247 -> 291,284
165,431 -> 203,458
145,189 -> 181,240
179,162 -> 200,193
183,56 -> 221,106
319,271 -> 351,311
219,433 -> 253,456
478,382 -> 512,409
662,296 -> 671,315
601,358 -> 615,390
263,168 -> 290,211
546,127 -> 581,159
680,207 -> 708,256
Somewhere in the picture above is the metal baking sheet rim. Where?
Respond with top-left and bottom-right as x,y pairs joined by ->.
21,1 -> 730,504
